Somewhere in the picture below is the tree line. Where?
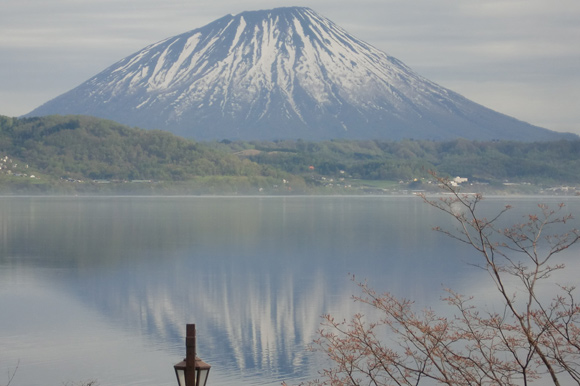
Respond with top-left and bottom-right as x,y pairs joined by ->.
0,115 -> 302,193
1,114 -> 579,193
213,137 -> 580,185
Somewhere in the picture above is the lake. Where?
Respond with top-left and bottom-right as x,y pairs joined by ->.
1,195 -> 579,386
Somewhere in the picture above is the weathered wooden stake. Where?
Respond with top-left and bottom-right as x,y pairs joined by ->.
186,324 -> 196,386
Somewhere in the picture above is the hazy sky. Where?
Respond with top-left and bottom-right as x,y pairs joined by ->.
1,0 -> 579,135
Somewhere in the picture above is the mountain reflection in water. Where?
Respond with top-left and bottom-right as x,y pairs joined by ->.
1,196 -> 578,386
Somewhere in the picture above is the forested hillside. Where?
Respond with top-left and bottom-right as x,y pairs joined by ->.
213,138 -> 580,185
0,115 -> 297,193
1,114 -> 579,194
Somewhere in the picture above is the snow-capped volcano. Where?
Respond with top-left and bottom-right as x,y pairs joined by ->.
27,7 -> 574,141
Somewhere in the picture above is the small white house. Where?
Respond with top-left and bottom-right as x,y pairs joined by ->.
450,176 -> 468,186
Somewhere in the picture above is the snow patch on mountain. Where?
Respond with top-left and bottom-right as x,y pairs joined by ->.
26,7 -> 577,141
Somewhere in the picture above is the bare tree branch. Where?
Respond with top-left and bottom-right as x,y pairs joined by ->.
308,172 -> 580,386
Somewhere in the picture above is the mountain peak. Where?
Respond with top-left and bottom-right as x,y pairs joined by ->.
237,6 -> 316,18
26,7 -> 576,141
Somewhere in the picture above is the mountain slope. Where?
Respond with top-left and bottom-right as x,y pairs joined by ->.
0,115 -> 272,181
26,7 -> 576,141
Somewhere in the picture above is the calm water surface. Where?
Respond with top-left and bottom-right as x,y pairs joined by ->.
1,196 -> 578,386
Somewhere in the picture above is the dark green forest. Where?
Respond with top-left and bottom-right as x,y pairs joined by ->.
217,137 -> 580,184
1,114 -> 579,194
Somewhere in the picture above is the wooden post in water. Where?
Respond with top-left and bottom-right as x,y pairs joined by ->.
186,324 -> 196,386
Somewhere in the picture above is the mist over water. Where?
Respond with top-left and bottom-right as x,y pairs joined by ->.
1,196 -> 578,386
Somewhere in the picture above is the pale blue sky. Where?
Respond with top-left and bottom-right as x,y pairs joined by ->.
1,0 -> 579,135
